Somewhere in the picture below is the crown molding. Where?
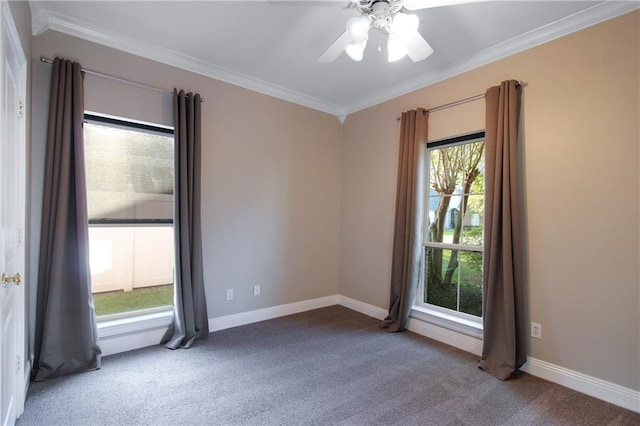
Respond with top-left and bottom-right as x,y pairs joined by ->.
29,1 -> 638,121
343,0 -> 640,116
30,7 -> 346,119
28,1 -> 48,36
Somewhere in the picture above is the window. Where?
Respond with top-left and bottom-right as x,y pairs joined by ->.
418,132 -> 485,322
84,114 -> 174,318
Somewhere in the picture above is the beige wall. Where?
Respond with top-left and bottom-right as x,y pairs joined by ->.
29,31 -> 343,320
340,11 -> 640,391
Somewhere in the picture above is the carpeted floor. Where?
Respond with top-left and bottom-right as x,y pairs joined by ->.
17,305 -> 640,425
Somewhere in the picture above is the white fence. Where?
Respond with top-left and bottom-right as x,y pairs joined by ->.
89,226 -> 174,293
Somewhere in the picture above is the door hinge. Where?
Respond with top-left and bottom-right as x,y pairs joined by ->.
16,355 -> 21,373
17,100 -> 25,118
17,228 -> 22,245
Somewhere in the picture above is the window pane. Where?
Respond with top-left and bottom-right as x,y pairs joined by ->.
84,122 -> 173,221
458,251 -> 483,316
461,194 -> 483,246
89,226 -> 174,316
425,247 -> 458,311
427,143 -> 484,246
460,141 -> 485,193
424,247 -> 482,318
429,146 -> 457,245
427,194 -> 454,243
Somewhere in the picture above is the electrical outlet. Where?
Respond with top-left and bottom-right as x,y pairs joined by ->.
253,285 -> 261,296
531,322 -> 542,339
226,289 -> 233,301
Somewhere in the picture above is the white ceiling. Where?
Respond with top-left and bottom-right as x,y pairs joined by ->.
28,1 -> 639,120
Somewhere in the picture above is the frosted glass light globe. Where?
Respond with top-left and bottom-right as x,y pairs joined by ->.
345,40 -> 367,61
346,16 -> 370,42
387,34 -> 408,62
392,13 -> 419,35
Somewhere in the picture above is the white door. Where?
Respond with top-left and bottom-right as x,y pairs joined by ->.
0,2 -> 27,425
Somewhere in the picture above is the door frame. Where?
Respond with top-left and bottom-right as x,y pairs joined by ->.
1,0 -> 28,421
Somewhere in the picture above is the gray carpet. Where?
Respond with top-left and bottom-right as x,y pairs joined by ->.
17,305 -> 639,425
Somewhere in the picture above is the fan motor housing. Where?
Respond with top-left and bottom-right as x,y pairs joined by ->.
358,0 -> 404,29
358,0 -> 404,16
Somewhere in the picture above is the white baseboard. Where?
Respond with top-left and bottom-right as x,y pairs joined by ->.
208,295 -> 339,332
521,357 -> 640,413
337,295 -> 387,320
17,358 -> 31,418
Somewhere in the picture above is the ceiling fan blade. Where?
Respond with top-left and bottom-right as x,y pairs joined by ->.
403,0 -> 493,11
318,31 -> 352,63
404,31 -> 434,62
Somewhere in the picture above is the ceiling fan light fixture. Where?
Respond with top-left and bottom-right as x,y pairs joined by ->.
391,12 -> 420,36
346,16 -> 370,42
387,34 -> 408,62
319,1 -> 434,64
345,39 -> 367,61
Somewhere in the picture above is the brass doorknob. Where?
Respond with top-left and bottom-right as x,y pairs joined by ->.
2,272 -> 21,287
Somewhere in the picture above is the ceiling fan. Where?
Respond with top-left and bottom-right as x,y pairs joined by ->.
318,0 -> 490,63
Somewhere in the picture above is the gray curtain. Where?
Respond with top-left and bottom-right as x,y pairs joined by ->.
33,58 -> 101,381
163,89 -> 209,349
478,80 -> 526,380
381,108 -> 428,332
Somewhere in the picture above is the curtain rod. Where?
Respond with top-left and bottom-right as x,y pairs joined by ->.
396,81 -> 524,121
395,93 -> 483,121
40,57 -> 204,102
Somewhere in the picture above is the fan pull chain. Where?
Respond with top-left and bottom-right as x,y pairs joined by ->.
378,32 -> 382,52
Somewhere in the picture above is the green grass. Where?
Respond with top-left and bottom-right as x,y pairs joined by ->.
93,284 -> 173,316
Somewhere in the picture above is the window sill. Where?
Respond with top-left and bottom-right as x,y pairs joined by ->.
97,308 -> 173,340
410,305 -> 483,340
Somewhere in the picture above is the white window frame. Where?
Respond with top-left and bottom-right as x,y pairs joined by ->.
412,132 -> 485,338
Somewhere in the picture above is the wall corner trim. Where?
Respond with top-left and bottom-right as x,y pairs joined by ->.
337,295 -> 387,320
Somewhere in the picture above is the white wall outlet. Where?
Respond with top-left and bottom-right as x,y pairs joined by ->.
531,322 -> 542,339
226,289 -> 234,301
253,285 -> 261,296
